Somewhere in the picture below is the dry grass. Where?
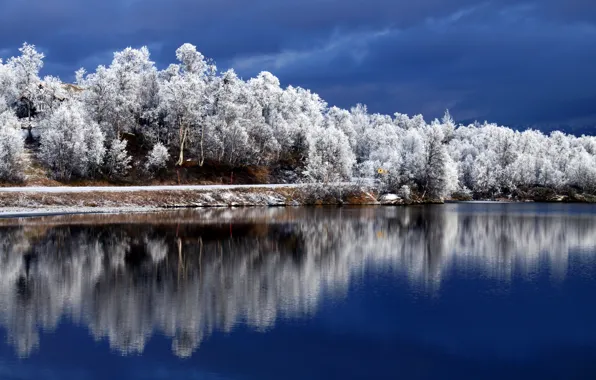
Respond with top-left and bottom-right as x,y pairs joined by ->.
0,186 -> 380,212
3,134 -> 281,188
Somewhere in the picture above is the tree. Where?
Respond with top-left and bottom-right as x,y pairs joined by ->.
37,76 -> 67,115
76,66 -> 116,133
109,47 -> 155,138
247,71 -> 286,160
350,104 -> 371,161
0,59 -> 18,109
77,47 -> 157,140
159,44 -> 216,166
3,40 -> 596,196
7,43 -> 44,122
105,139 -> 132,179
0,110 -> 26,181
440,110 -> 456,143
145,142 -> 170,172
206,70 -> 248,165
568,150 -> 596,193
304,126 -> 355,183
39,102 -> 106,180
419,125 -> 456,199
472,151 -> 500,195
326,106 -> 357,151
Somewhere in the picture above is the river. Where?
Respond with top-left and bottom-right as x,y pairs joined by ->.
0,204 -> 595,379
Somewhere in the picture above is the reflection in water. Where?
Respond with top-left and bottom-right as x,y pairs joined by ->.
0,205 -> 595,358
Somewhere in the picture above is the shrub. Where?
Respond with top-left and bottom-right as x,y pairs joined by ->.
145,142 -> 170,173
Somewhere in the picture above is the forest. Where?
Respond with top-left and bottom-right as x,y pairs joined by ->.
1,42 -> 596,200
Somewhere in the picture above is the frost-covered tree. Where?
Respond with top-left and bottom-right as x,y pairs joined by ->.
8,43 -> 44,121
0,59 -> 18,109
248,73 -> 285,159
3,41 -> 596,195
145,142 -> 170,172
472,151 -> 500,195
37,76 -> 67,115
326,106 -> 357,151
105,139 -> 132,179
108,47 -> 154,137
206,69 -> 251,165
568,151 -> 596,193
77,47 -> 157,139
76,66 -> 115,132
0,110 -> 26,181
350,104 -> 371,161
39,102 -> 105,180
304,126 -> 355,183
159,44 -> 216,166
419,125 -> 457,198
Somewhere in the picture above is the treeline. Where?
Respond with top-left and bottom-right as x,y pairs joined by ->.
1,43 -> 596,198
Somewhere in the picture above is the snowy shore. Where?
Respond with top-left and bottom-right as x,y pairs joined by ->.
0,184 -> 379,217
0,184 -> 594,218
0,206 -> 161,218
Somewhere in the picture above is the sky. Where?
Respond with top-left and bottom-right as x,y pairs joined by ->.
0,0 -> 595,131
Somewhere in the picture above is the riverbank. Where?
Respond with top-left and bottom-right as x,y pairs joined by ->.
0,184 -> 594,218
0,185 -> 379,217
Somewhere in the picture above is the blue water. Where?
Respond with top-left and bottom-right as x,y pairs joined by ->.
1,204 -> 596,379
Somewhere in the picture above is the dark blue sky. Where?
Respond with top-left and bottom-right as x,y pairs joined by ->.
1,0 -> 595,129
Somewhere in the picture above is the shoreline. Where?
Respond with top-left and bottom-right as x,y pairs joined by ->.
0,185 -> 594,218
0,206 -> 162,219
0,186 -> 353,218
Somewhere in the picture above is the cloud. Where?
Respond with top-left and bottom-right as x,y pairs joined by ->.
227,2 -> 596,125
0,0 -> 595,128
230,28 -> 391,74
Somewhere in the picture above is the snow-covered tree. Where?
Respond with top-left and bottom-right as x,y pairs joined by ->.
568,150 -> 596,193
77,46 -> 157,140
105,139 -> 132,179
37,75 -> 67,116
145,142 -> 170,172
304,126 -> 355,183
39,102 -> 105,180
206,69 -> 251,165
0,59 -> 18,108
350,104 -> 371,161
326,106 -> 357,151
76,66 -> 115,133
0,110 -> 26,181
3,41 -> 596,196
159,44 -> 216,166
8,43 -> 44,121
418,125 -> 457,198
109,47 -> 154,137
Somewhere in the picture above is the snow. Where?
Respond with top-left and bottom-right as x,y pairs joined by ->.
0,184 -> 306,193
379,193 -> 402,205
379,194 -> 400,201
0,206 -> 159,218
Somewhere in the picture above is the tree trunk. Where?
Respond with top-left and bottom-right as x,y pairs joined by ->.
177,127 -> 188,166
199,124 -> 205,167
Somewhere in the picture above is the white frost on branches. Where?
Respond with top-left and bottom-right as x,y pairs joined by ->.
1,42 -> 596,197
0,110 -> 26,181
39,102 -> 105,180
105,139 -> 132,179
145,142 -> 170,172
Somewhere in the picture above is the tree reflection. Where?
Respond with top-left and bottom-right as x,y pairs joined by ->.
0,206 -> 595,357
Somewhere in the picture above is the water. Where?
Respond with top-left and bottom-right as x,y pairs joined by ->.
1,204 -> 596,379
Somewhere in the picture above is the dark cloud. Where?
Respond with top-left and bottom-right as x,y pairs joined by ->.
0,0 -> 595,129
